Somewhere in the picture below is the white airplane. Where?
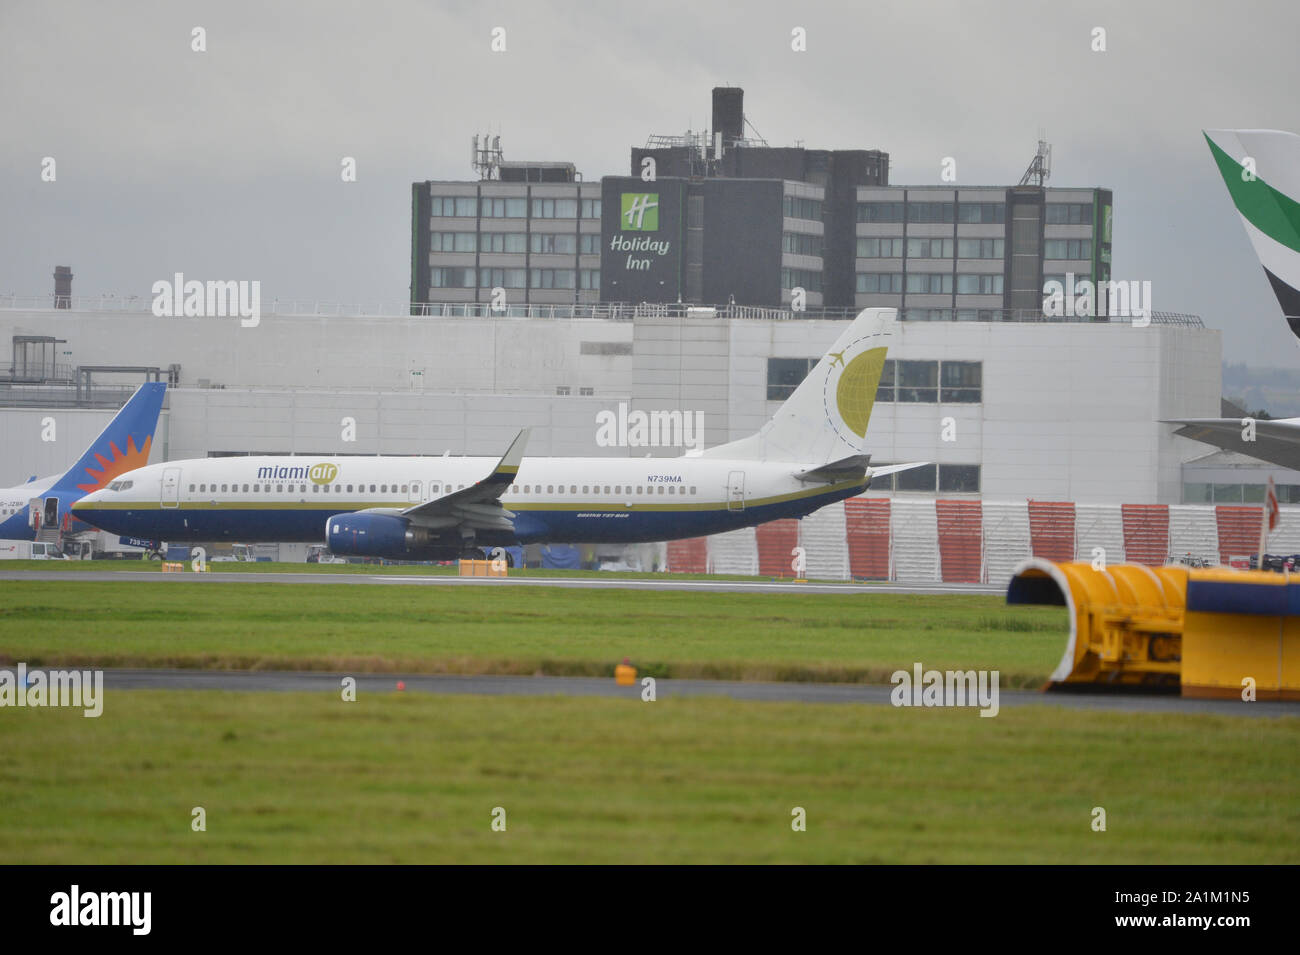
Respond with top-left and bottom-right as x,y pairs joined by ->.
73,308 -> 920,561
0,382 -> 166,541
1165,128 -> 1300,466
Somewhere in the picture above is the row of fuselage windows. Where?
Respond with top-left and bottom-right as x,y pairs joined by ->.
508,484 -> 699,496
188,482 -> 700,498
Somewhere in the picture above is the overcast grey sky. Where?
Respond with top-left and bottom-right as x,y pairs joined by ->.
1,0 -> 1297,365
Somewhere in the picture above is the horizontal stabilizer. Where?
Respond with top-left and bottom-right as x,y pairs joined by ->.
795,454 -> 871,483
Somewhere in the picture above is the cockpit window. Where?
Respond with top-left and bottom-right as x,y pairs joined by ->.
107,480 -> 134,492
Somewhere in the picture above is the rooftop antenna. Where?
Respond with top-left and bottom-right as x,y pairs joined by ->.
472,132 -> 504,180
1019,133 -> 1052,187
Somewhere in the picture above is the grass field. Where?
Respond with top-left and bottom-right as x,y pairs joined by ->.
1,690 -> 1295,864
0,580 -> 1066,685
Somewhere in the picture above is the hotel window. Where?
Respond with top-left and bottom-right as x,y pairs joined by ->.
856,272 -> 904,294
430,267 -> 475,288
782,232 -> 823,256
1045,203 -> 1093,225
898,360 -> 939,402
957,238 -> 1004,259
581,198 -> 602,218
430,232 -> 477,253
767,357 -> 817,400
1044,238 -> 1093,259
940,361 -> 983,402
479,267 -> 526,289
781,268 -> 822,292
906,237 -> 953,259
580,269 -> 600,290
956,273 -> 1004,295
479,197 -> 527,218
531,197 -> 578,218
906,273 -> 953,294
479,232 -> 526,254
580,233 -> 601,254
783,196 -> 823,220
531,268 -> 576,289
857,237 -> 904,258
530,232 -> 577,254
957,202 -> 1005,224
907,201 -> 954,223
856,201 -> 904,223
431,196 -> 477,217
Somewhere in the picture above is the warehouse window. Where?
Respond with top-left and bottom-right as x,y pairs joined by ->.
940,362 -> 983,402
876,360 -> 896,401
896,464 -> 937,492
767,358 -> 817,400
939,465 -> 981,493
897,361 -> 938,402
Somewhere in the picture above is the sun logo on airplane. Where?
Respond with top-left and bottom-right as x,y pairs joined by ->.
823,340 -> 887,441
75,435 -> 152,494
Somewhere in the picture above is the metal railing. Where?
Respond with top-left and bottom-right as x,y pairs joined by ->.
0,293 -> 1204,327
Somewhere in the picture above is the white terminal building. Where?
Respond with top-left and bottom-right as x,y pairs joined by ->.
0,299 -> 1222,502
13,298 -> 1299,578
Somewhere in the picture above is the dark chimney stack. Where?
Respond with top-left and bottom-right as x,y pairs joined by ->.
53,265 -> 72,308
711,87 -> 744,150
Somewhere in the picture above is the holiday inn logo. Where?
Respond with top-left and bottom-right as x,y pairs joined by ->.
621,193 -> 659,231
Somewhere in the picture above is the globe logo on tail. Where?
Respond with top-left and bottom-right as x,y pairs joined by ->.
823,339 -> 888,442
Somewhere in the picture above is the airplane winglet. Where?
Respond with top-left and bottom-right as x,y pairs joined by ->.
400,428 -> 530,520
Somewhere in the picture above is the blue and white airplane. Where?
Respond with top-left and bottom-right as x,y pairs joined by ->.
0,382 -> 167,541
74,309 -> 918,560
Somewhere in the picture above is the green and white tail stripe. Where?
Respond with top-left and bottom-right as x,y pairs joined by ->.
1205,128 -> 1300,338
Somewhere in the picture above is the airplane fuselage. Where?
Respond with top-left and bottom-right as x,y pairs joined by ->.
73,454 -> 868,548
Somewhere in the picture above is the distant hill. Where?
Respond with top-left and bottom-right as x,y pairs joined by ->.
1223,362 -> 1300,418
